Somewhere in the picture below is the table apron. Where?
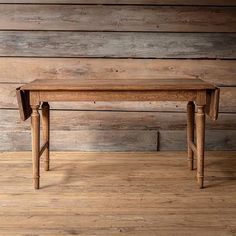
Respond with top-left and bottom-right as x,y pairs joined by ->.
30,90 -> 201,104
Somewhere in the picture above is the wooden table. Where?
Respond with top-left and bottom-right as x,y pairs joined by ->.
16,79 -> 220,189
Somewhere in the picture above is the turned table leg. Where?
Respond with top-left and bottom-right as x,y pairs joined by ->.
187,101 -> 195,170
196,105 -> 205,189
42,102 -> 50,171
31,105 -> 40,189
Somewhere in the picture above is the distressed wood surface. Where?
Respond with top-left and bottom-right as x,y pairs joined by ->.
1,109 -> 236,131
0,151 -> 235,235
0,0 -> 235,5
0,32 -> 235,58
1,58 -> 235,86
0,130 -> 158,151
0,5 -> 235,32
1,84 -> 235,112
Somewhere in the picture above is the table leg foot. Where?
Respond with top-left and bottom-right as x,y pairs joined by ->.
44,161 -> 49,171
33,177 -> 40,189
197,175 -> 204,189
188,158 -> 194,171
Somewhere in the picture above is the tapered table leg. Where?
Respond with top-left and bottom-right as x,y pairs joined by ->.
187,101 -> 195,170
42,102 -> 50,171
196,105 -> 205,189
31,105 -> 40,189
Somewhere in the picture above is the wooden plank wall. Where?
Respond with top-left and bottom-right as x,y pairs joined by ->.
0,1 -> 236,151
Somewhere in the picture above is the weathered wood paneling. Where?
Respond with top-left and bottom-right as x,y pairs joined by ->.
1,84 -> 235,112
0,5 -> 235,32
1,110 -> 236,131
0,58 -> 235,86
159,130 -> 236,150
0,2 -> 235,151
0,0 -> 235,5
0,32 -> 235,58
0,130 -> 158,151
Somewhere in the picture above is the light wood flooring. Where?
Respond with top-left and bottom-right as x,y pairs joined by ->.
0,151 -> 235,236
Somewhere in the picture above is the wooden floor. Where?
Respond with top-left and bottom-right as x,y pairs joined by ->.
0,151 -> 235,236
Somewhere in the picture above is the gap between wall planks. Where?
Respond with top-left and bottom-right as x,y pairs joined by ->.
0,5 -> 235,32
0,0 -> 235,5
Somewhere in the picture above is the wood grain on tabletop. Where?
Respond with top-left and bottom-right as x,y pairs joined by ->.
20,78 -> 215,91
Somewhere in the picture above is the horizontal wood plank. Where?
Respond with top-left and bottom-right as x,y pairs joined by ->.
159,130 -> 236,150
0,0 -> 235,5
1,58 -> 235,86
1,84 -> 235,112
0,130 -> 158,151
0,32 -> 235,58
0,5 -> 235,32
1,109 -> 236,131
1,130 -> 235,151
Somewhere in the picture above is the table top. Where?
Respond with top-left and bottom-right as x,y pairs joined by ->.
20,78 -> 216,91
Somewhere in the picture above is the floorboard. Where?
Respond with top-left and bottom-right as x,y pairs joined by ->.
0,151 -> 235,236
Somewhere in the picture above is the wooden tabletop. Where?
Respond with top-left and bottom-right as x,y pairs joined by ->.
20,78 -> 216,91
